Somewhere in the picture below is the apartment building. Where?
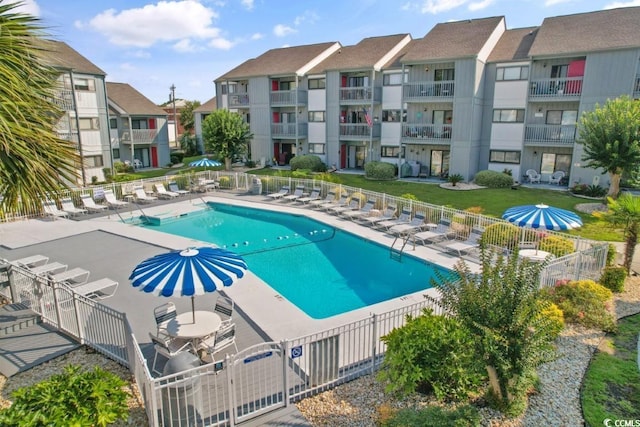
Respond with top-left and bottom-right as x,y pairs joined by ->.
44,41 -> 112,185
193,96 -> 217,153
213,7 -> 640,185
106,82 -> 171,169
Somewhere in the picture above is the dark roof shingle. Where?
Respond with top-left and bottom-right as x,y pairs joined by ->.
487,27 -> 538,62
41,40 -> 106,75
106,82 -> 167,116
194,96 -> 217,113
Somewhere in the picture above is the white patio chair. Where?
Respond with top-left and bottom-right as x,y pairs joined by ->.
103,189 -> 129,208
214,295 -> 234,326
197,322 -> 238,364
80,194 -> 108,213
42,200 -> 69,219
525,169 -> 541,184
134,186 -> 157,203
60,197 -> 87,216
154,302 -> 177,339
154,183 -> 179,199
149,332 -> 195,375
549,171 -> 565,185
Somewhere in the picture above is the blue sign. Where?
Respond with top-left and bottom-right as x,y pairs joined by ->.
291,346 -> 303,359
244,351 -> 273,364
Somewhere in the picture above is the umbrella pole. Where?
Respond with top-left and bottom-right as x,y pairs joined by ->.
192,296 -> 196,323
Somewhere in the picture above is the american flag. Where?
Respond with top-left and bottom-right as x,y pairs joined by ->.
362,108 -> 372,128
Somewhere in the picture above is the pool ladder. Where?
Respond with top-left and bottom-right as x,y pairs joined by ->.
390,233 -> 414,261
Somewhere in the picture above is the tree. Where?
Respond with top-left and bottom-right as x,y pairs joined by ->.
577,95 -> 640,198
599,193 -> 640,274
178,100 -> 201,134
0,2 -> 79,211
434,248 -> 558,416
201,109 -> 252,171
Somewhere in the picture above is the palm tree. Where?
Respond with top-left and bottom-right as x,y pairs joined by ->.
601,193 -> 640,274
0,2 -> 79,212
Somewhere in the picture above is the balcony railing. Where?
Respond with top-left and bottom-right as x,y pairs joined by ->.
338,87 -> 381,104
270,89 -> 307,106
119,129 -> 159,144
228,92 -> 249,108
57,131 -> 79,145
524,125 -> 576,144
271,122 -> 308,138
52,89 -> 74,110
402,124 -> 451,142
529,77 -> 583,99
339,123 -> 381,139
403,81 -> 455,100
634,75 -> 640,99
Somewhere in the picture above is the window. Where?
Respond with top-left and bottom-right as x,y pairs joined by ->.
73,78 -> 95,91
433,110 -> 453,124
131,119 -> 148,129
308,143 -> 325,154
383,73 -> 405,86
490,150 -> 521,164
308,111 -> 325,122
109,118 -> 117,129
434,68 -> 455,81
541,153 -> 571,174
71,117 -> 100,130
381,146 -> 404,157
496,66 -> 529,81
546,110 -> 578,125
551,64 -> 568,78
382,110 -> 402,122
112,148 -> 120,159
279,81 -> 296,90
84,155 -> 104,168
308,78 -> 325,89
493,109 -> 525,123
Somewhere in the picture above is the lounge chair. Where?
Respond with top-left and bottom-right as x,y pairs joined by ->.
134,186 -> 157,203
283,185 -> 305,202
42,200 -> 69,219
60,197 -> 87,216
80,194 -> 108,213
342,199 -> 376,220
197,178 -> 219,192
29,262 -> 68,276
413,218 -> 454,244
309,191 -> 335,208
104,189 -> 129,208
549,171 -> 565,185
525,169 -> 541,184
388,211 -> 428,235
328,196 -> 360,215
267,186 -> 290,200
73,278 -> 118,300
50,267 -> 90,285
441,226 -> 484,257
155,183 -> 179,199
297,188 -> 321,204
10,254 -> 49,268
359,204 -> 397,226
376,208 -> 411,230
168,182 -> 189,195
322,194 -> 348,212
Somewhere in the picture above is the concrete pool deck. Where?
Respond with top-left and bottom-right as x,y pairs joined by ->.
0,192 -> 480,342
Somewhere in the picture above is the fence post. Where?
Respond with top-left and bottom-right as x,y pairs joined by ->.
281,340 -> 290,407
7,265 -> 18,303
73,294 -> 84,344
371,313 -> 378,374
574,252 -> 582,281
226,353 -> 235,427
50,280 -> 62,328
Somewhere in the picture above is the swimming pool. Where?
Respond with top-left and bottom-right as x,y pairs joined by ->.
139,203 -> 452,319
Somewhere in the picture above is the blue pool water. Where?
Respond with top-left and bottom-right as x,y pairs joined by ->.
139,203 -> 452,319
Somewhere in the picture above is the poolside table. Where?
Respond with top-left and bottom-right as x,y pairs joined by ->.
519,249 -> 553,262
166,310 -> 222,347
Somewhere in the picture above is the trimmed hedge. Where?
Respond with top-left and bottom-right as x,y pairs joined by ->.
364,161 -> 396,180
474,170 -> 513,188
289,155 -> 326,172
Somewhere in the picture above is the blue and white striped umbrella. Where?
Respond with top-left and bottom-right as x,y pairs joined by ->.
502,203 -> 583,230
129,247 -> 247,320
189,158 -> 222,168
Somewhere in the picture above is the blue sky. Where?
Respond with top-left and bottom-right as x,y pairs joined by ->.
16,0 -> 640,104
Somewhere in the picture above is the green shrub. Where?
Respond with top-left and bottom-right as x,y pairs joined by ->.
379,309 -> 485,401
538,235 -> 575,257
599,266 -> 627,293
539,302 -> 565,339
102,167 -> 112,182
245,160 -> 256,168
480,222 -> 520,249
113,161 -> 128,174
571,183 -> 588,195
289,154 -> 325,172
400,193 -> 418,201
606,243 -> 617,266
218,176 -> 231,188
542,280 -> 616,332
448,173 -> 464,186
314,172 -> 342,183
473,170 -> 513,188
584,184 -> 607,198
0,365 -> 129,426
364,161 -> 396,180
170,151 -> 185,165
291,169 -> 312,178
381,404 -> 481,427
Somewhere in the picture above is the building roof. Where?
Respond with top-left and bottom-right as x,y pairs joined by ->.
106,82 -> 167,116
381,40 -> 415,70
308,34 -> 410,73
401,16 -> 504,63
487,27 -> 538,62
529,7 -> 640,57
216,42 -> 339,80
194,96 -> 217,113
40,40 -> 106,75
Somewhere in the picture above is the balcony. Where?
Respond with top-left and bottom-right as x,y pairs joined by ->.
401,124 -> 451,143
119,129 -> 159,144
634,75 -> 640,99
529,77 -> 583,100
270,89 -> 307,106
228,92 -> 249,108
52,89 -> 74,110
524,125 -> 576,145
339,87 -> 381,104
271,122 -> 307,138
403,81 -> 454,101
57,131 -> 79,146
339,123 -> 381,140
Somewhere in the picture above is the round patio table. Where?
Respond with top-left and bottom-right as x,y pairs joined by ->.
519,249 -> 553,262
166,311 -> 222,340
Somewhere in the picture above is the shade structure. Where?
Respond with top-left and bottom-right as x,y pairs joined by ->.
129,247 -> 247,321
189,158 -> 222,168
502,203 -> 583,231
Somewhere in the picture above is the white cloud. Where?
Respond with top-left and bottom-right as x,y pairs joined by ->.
250,32 -> 264,40
173,38 -> 198,52
130,50 -> 152,59
273,24 -> 296,37
293,10 -> 319,26
544,0 -> 572,6
419,0 -> 468,14
240,0 -> 254,10
86,1 -> 222,48
14,0 -> 40,16
468,0 -> 495,11
208,38 -> 234,49
604,0 -> 640,8
120,63 -> 136,71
